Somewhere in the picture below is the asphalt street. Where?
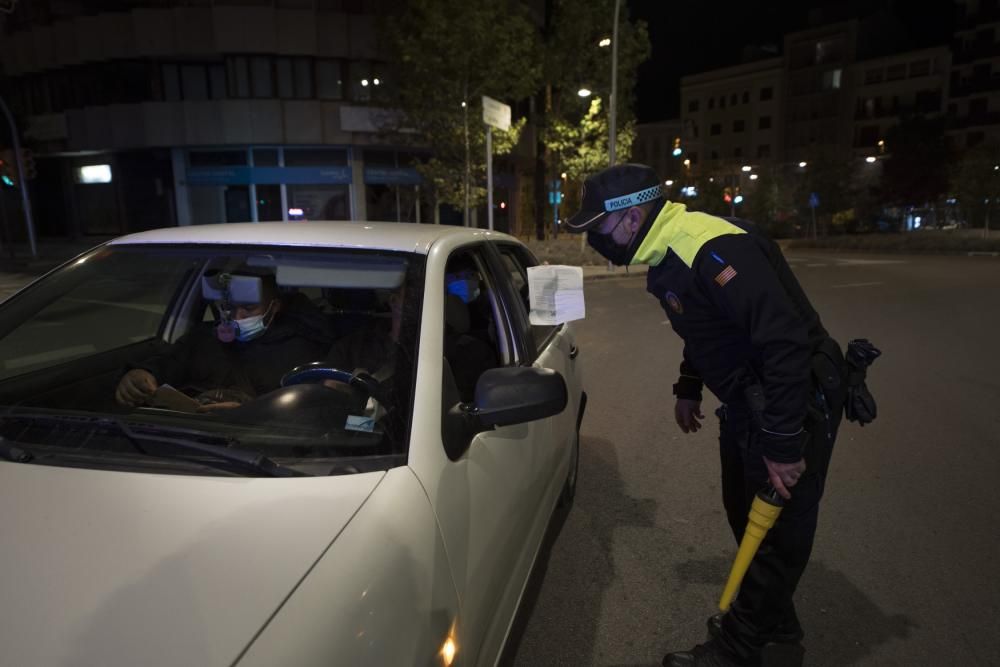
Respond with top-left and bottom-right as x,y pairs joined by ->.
505,252 -> 1000,667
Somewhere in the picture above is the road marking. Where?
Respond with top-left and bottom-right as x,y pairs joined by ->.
968,251 -> 999,257
834,258 -> 907,265
806,263 -> 828,267
830,281 -> 883,289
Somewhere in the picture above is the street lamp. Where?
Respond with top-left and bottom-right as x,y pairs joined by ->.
798,161 -> 808,168
599,37 -> 612,48
865,156 -> 877,163
741,165 -> 752,172
577,88 -> 592,98
609,0 -> 621,166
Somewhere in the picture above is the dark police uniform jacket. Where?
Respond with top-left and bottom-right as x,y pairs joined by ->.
638,201 -> 832,463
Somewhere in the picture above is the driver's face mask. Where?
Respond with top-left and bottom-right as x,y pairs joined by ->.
446,272 -> 481,304
234,301 -> 276,342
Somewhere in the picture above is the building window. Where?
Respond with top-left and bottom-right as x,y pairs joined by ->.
886,64 -> 906,82
163,64 -> 181,102
720,95 -> 726,109
316,59 -> 343,100
688,99 -> 699,112
294,58 -> 313,98
733,119 -> 745,132
757,144 -> 771,158
760,86 -> 773,101
708,97 -> 715,110
284,148 -> 349,166
710,123 -> 722,136
730,93 -> 738,106
710,150 -> 719,160
733,147 -> 742,158
276,58 -> 294,98
909,59 -> 930,77
189,150 -> 248,167
821,69 -> 842,90
250,56 -> 273,98
864,68 -> 883,85
209,65 -> 226,99
227,57 -> 250,98
758,116 -> 772,130
181,65 -> 208,101
742,90 -> 749,104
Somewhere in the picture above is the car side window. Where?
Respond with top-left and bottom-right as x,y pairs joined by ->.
442,247 -> 511,403
495,244 -> 558,352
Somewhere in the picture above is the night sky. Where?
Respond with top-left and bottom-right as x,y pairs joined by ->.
628,0 -> 958,123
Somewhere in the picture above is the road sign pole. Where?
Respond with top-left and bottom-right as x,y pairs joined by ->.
486,127 -> 493,231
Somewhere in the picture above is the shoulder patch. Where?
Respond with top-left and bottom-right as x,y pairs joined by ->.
714,265 -> 738,287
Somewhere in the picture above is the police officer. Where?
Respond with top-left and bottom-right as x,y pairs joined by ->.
565,164 -> 847,667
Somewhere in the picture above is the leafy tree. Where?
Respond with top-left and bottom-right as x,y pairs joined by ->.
950,142 -> 1000,230
386,0 -> 541,223
534,0 -> 650,237
880,116 -> 950,208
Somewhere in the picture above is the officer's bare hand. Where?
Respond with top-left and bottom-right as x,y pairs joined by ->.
115,369 -> 158,407
763,456 -> 806,500
674,399 -> 704,433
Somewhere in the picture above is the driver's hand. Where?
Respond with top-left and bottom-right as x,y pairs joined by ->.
196,401 -> 242,412
116,369 -> 158,407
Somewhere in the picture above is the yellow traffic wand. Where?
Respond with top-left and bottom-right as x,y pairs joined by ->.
718,485 -> 784,612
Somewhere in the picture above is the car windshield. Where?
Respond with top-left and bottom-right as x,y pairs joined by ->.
0,244 -> 423,476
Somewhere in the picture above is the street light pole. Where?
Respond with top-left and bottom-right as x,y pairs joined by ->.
609,0 -> 621,167
606,0 -> 621,273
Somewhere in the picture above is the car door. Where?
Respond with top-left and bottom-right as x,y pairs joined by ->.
489,241 -> 584,488
419,242 -> 559,666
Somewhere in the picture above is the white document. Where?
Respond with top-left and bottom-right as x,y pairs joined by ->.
527,265 -> 586,325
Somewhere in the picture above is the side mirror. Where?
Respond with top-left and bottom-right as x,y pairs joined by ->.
473,366 -> 567,428
441,363 -> 568,461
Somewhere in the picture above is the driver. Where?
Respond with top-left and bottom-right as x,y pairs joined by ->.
115,270 -> 331,409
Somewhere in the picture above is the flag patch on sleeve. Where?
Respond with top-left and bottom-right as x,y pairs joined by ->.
714,265 -> 738,287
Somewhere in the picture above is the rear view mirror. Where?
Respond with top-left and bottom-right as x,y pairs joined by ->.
201,274 -> 263,304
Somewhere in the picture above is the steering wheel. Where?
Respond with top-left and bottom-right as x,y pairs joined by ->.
280,361 -> 383,401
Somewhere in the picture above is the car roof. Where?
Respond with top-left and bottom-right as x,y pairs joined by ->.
108,221 -> 519,255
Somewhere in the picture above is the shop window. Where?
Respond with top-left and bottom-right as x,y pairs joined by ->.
316,59 -> 343,100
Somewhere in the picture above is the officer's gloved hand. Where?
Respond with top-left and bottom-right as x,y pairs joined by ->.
674,399 -> 704,433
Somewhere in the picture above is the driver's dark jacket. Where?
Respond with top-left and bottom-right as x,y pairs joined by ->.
641,204 -> 830,463
135,301 -> 332,399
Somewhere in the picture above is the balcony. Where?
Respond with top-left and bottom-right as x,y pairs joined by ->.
949,74 -> 1000,98
947,110 -> 1000,130
952,40 -> 1000,65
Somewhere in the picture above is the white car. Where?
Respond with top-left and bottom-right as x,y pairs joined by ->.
0,222 -> 586,667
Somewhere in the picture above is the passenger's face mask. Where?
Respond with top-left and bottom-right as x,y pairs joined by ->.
446,273 -> 480,304
234,301 -> 275,342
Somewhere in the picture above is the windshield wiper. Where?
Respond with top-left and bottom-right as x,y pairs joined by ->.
1,412 -> 306,478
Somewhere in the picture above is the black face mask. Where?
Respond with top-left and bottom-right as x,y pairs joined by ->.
587,218 -> 634,266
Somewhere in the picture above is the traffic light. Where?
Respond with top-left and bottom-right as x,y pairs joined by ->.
723,187 -> 732,204
672,137 -> 683,157
0,149 -> 14,188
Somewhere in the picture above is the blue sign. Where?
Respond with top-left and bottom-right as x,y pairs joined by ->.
809,192 -> 820,208
548,191 -> 563,205
186,166 -> 352,186
364,166 -> 422,186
